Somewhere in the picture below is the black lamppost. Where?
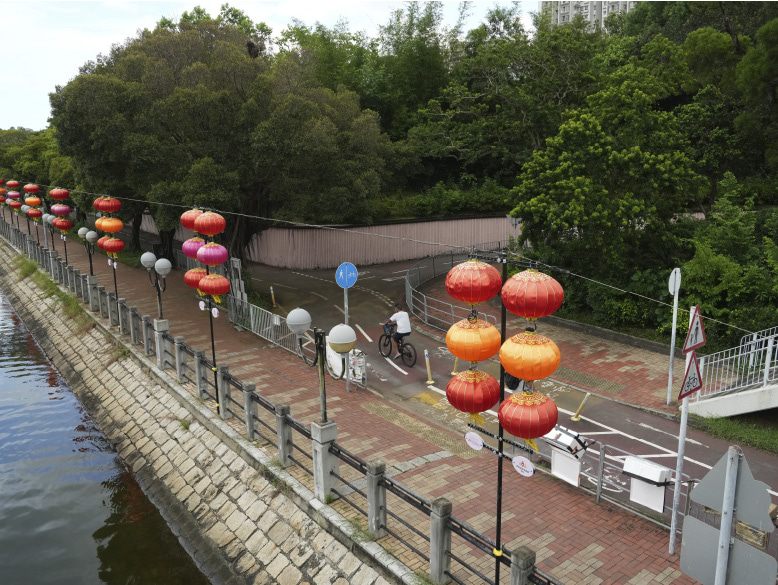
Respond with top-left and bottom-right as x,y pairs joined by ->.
44,214 -> 55,252
287,308 -> 356,423
21,205 -> 31,235
78,227 -> 98,276
140,251 -> 172,319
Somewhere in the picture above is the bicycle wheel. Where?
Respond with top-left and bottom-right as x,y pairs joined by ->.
378,334 -> 392,357
401,342 -> 417,367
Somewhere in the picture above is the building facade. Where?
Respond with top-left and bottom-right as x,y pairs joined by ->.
539,1 -> 639,27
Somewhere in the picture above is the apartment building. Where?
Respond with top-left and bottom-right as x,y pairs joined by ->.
539,1 -> 639,27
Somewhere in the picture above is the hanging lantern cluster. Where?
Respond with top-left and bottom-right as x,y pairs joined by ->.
7,180 -> 21,212
23,184 -> 42,222
180,209 -> 230,303
93,196 -> 124,258
444,259 -> 565,446
47,187 -> 73,234
0,185 -> 7,207
444,260 -> 503,424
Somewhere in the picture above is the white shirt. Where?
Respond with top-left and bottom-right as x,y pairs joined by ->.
390,310 -> 411,334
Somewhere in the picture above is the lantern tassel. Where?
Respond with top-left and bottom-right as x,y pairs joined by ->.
523,438 -> 539,453
212,294 -> 222,304
468,412 -> 485,426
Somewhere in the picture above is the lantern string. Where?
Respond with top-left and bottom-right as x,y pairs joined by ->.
11,178 -> 757,335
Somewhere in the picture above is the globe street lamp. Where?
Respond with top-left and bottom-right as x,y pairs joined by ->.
43,214 -> 54,251
78,227 -> 99,276
287,308 -> 356,423
140,251 -> 172,319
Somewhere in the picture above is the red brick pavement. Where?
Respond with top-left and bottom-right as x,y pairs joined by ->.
50,240 -> 698,584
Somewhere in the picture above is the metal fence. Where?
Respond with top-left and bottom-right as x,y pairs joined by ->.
697,335 -> 778,400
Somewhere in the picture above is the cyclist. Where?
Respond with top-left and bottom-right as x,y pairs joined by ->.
383,303 -> 411,360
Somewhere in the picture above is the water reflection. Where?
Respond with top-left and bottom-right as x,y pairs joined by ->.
0,290 -> 209,585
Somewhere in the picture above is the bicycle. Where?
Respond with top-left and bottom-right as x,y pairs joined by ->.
378,323 -> 417,367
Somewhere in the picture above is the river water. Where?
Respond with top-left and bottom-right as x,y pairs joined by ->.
0,289 -> 210,585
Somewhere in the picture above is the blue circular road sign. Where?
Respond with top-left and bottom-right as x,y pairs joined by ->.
335,262 -> 358,288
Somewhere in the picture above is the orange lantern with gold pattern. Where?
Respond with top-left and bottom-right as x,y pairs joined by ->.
99,217 -> 123,234
501,269 -> 564,321
446,370 -> 500,422
445,259 -> 502,306
446,318 -> 501,362
499,330 -> 560,381
498,391 -> 558,439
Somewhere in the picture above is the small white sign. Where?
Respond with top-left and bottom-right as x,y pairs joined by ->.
199,301 -> 206,311
465,432 -> 484,451
512,456 -> 534,477
211,307 -> 219,319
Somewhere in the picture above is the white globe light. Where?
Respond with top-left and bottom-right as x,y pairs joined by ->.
86,230 -> 99,243
328,324 -> 356,356
286,308 -> 312,337
140,251 -> 157,270
155,258 -> 172,277
78,227 -> 89,238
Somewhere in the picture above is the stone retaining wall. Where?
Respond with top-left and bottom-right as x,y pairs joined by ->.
0,241 -> 411,585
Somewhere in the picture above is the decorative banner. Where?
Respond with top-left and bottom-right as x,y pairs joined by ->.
512,456 -> 534,477
464,432 -> 484,451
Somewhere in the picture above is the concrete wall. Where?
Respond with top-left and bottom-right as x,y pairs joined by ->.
0,241 -> 410,585
140,214 -> 517,269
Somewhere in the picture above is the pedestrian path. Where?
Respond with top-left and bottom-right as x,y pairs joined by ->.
23,237 -> 708,584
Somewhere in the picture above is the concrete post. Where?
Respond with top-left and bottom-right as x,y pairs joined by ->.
46,250 -> 57,278
153,319 -> 171,369
142,315 -> 153,356
275,403 -> 292,467
194,350 -> 209,400
510,546 -> 536,585
430,497 -> 452,585
86,275 -> 98,312
129,307 -> 140,344
118,299 -> 128,335
311,419 -> 339,503
366,460 -> 387,538
68,266 -> 76,293
174,336 -> 187,384
216,364 -> 232,420
98,286 -> 107,318
107,292 -> 117,326
241,382 -> 257,441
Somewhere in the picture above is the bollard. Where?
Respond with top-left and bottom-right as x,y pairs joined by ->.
275,403 -> 292,466
270,285 -> 277,307
311,419 -> 339,503
424,349 -> 434,385
570,392 -> 591,422
430,497 -> 452,585
451,356 -> 459,375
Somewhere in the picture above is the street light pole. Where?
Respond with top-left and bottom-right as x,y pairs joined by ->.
141,252 -> 171,319
494,251 -> 508,584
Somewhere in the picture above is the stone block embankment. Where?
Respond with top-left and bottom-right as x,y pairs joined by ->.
0,242 -> 410,585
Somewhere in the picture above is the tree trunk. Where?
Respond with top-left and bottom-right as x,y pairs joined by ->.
159,229 -> 176,262
130,211 -> 143,252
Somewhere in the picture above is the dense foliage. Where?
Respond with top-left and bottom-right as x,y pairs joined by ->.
2,1 -> 778,347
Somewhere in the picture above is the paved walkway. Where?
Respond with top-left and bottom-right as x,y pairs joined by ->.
10,232 -> 714,584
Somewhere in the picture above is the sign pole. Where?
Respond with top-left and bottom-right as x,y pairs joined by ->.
714,446 -> 740,585
336,263 -> 358,393
667,268 -> 681,405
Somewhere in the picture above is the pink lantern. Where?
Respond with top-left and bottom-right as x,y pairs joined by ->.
196,242 -> 228,267
182,237 -> 205,260
50,204 -> 71,217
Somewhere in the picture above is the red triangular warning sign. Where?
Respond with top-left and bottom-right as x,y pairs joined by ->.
682,305 -> 706,354
678,351 -> 703,400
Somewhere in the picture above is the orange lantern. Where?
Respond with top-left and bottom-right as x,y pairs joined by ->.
499,331 -> 560,381
180,209 -> 203,231
446,370 -> 500,422
445,259 -> 502,306
498,391 -> 558,439
100,217 -> 123,234
184,267 -> 207,290
501,270 -> 564,320
25,196 -> 41,207
197,274 -> 230,303
95,216 -> 106,231
193,211 -> 226,236
446,318 -> 501,362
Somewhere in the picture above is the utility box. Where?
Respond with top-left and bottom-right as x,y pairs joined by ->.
542,425 -> 588,459
623,456 -> 672,514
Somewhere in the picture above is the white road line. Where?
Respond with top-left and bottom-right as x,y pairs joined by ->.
385,357 -> 409,375
576,431 -> 618,436
333,305 -> 345,315
637,422 -> 705,446
356,324 -> 372,343
638,454 -> 679,459
270,282 -> 296,289
311,292 -> 327,300
391,269 -> 407,274
382,276 -> 405,282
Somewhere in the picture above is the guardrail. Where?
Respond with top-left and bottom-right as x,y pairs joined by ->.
697,335 -> 778,400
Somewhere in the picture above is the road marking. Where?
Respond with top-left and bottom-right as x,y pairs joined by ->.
311,292 -> 327,300
577,431 -> 618,436
270,282 -> 296,289
356,324 -> 372,343
638,454 -> 678,459
333,305 -> 345,315
391,269 -> 407,274
385,357 -> 409,375
382,276 -> 405,282
637,422 -> 705,446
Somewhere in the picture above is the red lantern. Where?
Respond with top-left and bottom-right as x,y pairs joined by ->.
180,209 -> 203,231
8,200 -> 22,210
193,211 -> 226,236
196,242 -> 228,267
184,267 -> 207,290
446,370 -> 500,420
182,237 -> 205,260
26,208 -> 43,220
102,237 -> 125,257
446,318 -> 501,362
0,179 -> 4,186
98,197 -> 121,213
49,188 -> 70,200
0,195 -> 6,204
499,331 -> 560,381
197,274 -> 230,303
501,270 -> 564,320
498,392 -> 558,439
23,184 -> 39,194
52,217 -> 73,232
6,180 -> 19,189
445,260 -> 502,306
97,236 -> 110,251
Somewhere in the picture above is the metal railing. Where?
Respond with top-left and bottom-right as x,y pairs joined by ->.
696,335 -> 778,400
